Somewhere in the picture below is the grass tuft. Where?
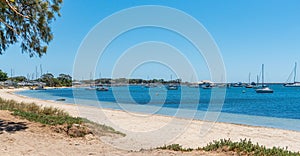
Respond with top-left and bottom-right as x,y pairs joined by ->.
157,144 -> 193,152
156,139 -> 300,155
0,97 -> 125,138
201,138 -> 300,156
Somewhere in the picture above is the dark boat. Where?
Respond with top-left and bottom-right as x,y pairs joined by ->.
56,98 -> 66,101
96,86 -> 109,91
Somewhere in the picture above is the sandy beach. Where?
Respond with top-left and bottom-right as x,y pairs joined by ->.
1,88 -> 300,153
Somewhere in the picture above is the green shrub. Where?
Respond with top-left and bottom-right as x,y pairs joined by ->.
0,97 -> 81,126
0,97 -> 125,137
201,139 -> 300,156
157,139 -> 300,155
157,144 -> 193,152
13,110 -> 83,125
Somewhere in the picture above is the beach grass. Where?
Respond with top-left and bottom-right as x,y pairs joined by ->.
201,138 -> 300,155
157,139 -> 300,155
0,97 -> 125,137
157,144 -> 193,152
0,97 -> 82,125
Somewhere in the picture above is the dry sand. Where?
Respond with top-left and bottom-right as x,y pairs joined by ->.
1,88 -> 300,154
1,110 -> 228,156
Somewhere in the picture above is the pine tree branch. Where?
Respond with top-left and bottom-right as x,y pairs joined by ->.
0,17 -> 19,34
5,0 -> 30,19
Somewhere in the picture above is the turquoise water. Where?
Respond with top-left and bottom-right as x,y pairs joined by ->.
17,84 -> 300,131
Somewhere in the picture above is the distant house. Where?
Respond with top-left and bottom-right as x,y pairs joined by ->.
197,80 -> 213,85
72,81 -> 82,85
4,80 -> 15,86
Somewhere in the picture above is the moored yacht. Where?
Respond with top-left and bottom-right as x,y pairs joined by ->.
255,64 -> 274,93
283,62 -> 300,87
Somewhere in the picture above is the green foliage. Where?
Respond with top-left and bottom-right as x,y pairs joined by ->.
40,73 -> 61,87
13,110 -> 83,125
157,144 -> 193,152
0,97 -> 82,126
0,69 -> 8,81
41,73 -> 54,79
57,74 -> 72,86
157,139 -> 299,155
202,139 -> 300,156
0,0 -> 63,57
95,78 -> 112,84
0,97 -> 126,138
39,73 -> 72,87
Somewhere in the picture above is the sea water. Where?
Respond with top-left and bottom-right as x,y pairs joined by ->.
17,84 -> 300,131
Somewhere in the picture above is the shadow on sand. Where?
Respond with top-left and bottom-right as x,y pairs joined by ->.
0,119 -> 28,134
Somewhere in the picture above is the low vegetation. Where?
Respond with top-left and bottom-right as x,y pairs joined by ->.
201,139 -> 300,155
157,144 -> 193,152
0,97 -> 124,137
158,139 -> 300,155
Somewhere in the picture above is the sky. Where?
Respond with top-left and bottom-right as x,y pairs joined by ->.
1,0 -> 300,82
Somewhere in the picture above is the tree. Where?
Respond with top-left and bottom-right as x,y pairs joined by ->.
41,73 -> 59,86
41,73 -> 54,79
0,69 -> 8,81
0,0 -> 63,57
57,73 -> 72,86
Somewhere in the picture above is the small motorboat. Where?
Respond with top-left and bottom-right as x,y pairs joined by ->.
96,87 -> 109,91
56,98 -> 66,101
167,84 -> 178,90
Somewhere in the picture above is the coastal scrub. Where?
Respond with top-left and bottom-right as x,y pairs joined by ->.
0,97 -> 125,137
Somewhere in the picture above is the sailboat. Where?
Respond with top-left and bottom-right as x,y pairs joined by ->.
283,62 -> 300,87
167,75 -> 179,90
96,72 -> 109,91
245,73 -> 253,88
255,64 -> 274,93
252,75 -> 260,89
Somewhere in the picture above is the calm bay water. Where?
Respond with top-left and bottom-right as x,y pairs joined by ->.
17,84 -> 300,131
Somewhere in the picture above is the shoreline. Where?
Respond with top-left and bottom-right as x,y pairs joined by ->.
1,88 -> 300,151
15,87 -> 300,132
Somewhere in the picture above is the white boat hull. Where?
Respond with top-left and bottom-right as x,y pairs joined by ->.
256,87 -> 274,93
283,83 -> 300,87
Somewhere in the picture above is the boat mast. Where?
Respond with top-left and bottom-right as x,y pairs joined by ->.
248,72 -> 251,85
294,62 -> 297,83
262,64 -> 264,86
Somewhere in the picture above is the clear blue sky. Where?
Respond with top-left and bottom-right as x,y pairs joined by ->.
1,0 -> 300,82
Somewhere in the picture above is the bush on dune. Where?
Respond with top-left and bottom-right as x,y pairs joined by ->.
157,139 -> 300,155
0,97 -> 124,137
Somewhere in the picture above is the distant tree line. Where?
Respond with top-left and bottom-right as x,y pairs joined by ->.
0,69 -> 72,87
1,68 -> 184,87
94,78 -> 182,84
38,73 -> 72,87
